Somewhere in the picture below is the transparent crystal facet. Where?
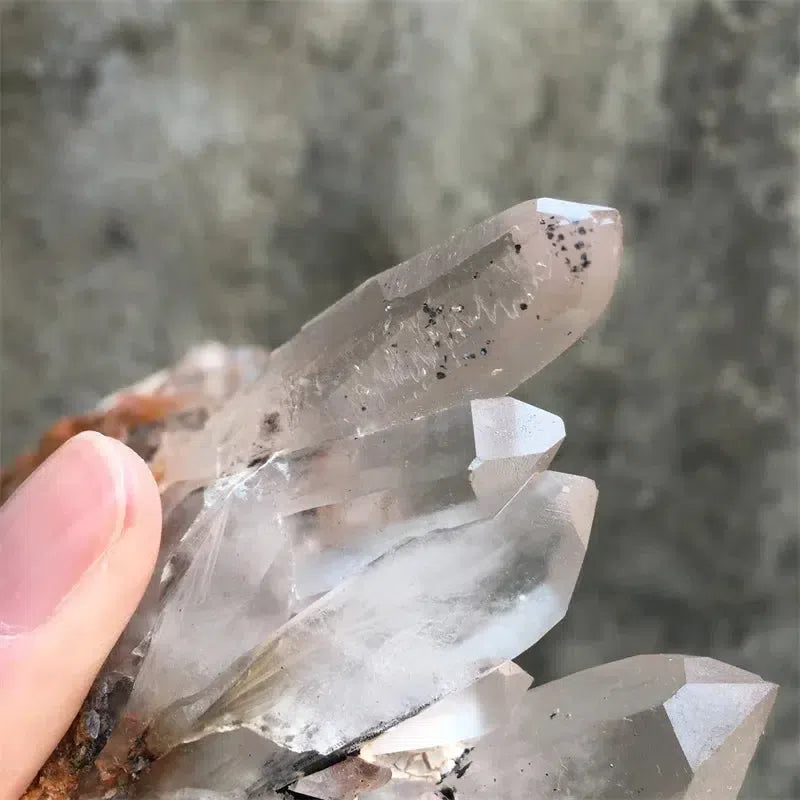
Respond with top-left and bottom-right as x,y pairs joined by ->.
360,661 -> 532,758
113,398 -> 564,735
145,470 -> 596,766
157,200 -> 621,484
427,655 -> 777,800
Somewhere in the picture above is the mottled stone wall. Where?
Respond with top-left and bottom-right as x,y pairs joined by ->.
1,1 -> 797,795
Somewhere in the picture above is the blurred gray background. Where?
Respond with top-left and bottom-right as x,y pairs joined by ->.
1,1 -> 797,796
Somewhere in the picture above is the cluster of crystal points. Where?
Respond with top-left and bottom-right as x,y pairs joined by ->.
75,199 -> 775,800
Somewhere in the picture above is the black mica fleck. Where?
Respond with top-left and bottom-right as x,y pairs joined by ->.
422,301 -> 445,327
454,760 -> 472,779
261,411 -> 281,435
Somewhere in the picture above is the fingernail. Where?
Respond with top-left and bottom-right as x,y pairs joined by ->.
0,431 -> 129,634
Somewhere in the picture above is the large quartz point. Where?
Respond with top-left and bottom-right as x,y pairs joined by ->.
423,655 -> 777,800
156,198 -> 621,485
112,398 -> 564,733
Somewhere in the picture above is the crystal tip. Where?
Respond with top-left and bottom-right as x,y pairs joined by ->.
535,197 -> 619,223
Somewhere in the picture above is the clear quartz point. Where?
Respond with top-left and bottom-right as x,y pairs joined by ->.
111,398 -> 564,735
360,661 -> 532,758
98,341 -> 270,413
423,655 -> 778,800
145,470 -> 596,761
156,199 -> 621,485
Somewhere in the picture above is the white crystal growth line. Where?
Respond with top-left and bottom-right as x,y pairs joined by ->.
146,470 -> 597,758
113,399 -> 564,732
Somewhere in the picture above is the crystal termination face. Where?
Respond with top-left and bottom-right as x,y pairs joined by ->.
435,655 -> 777,800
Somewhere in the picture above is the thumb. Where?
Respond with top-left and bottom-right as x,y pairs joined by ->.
0,431 -> 162,799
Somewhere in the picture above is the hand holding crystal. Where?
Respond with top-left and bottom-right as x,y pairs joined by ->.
0,433 -> 162,800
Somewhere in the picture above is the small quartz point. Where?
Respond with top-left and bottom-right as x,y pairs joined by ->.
426,655 -> 777,800
110,398 -> 563,735
131,729 -> 291,799
290,757 -> 392,800
283,397 -> 564,606
98,341 -> 269,414
360,661 -> 532,758
145,470 -> 596,764
357,662 -> 532,789
359,782 -> 441,800
157,199 -> 621,485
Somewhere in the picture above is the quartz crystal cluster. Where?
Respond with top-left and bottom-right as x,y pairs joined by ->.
19,199 -> 776,800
